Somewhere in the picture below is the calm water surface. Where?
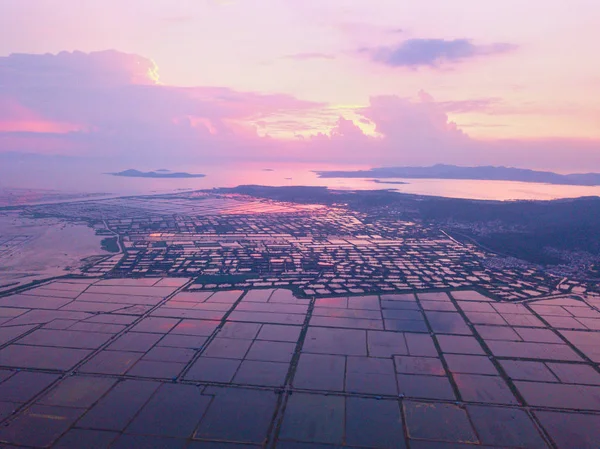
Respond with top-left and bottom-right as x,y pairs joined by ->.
2,161 -> 600,202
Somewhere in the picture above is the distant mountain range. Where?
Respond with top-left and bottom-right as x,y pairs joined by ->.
315,165 -> 600,186
109,169 -> 205,179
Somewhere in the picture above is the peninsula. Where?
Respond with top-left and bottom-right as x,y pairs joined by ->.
315,164 -> 600,186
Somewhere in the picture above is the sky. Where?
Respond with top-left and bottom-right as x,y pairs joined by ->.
1,0 -> 600,171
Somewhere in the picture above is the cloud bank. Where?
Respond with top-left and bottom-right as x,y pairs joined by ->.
0,50 -> 160,87
0,50 -> 599,171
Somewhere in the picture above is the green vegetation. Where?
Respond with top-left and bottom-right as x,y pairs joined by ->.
418,197 -> 600,266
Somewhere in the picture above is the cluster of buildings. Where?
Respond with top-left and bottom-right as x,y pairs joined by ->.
22,192 -> 593,301
20,191 -> 595,301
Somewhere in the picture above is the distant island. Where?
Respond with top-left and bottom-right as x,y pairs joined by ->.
315,164 -> 600,186
370,179 -> 408,185
109,169 -> 206,179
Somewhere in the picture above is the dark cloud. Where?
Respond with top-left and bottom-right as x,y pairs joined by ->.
364,38 -> 517,68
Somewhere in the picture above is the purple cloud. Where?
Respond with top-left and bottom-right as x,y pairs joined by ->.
365,39 -> 517,68
1,50 -> 600,172
0,50 -> 160,88
0,50 -> 325,160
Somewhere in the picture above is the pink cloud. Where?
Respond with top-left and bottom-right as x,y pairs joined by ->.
361,94 -> 467,143
0,98 -> 80,134
0,51 -> 325,158
1,50 -> 599,171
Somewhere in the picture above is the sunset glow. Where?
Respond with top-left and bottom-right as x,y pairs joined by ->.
1,0 -> 599,170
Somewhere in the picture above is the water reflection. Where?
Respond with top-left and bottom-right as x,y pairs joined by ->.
2,161 -> 600,203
